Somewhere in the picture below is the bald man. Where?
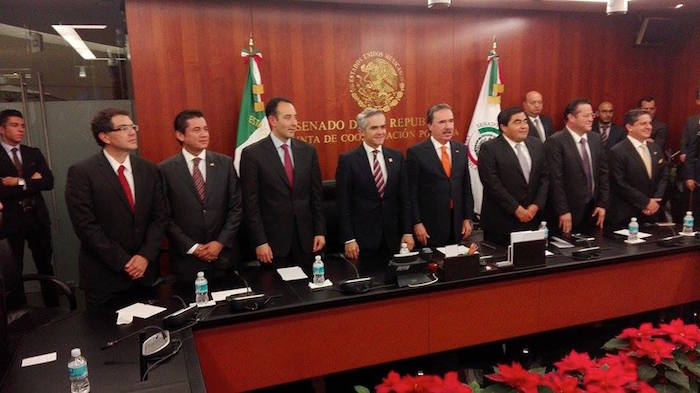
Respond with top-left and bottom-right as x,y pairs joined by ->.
592,101 -> 626,150
523,91 -> 554,142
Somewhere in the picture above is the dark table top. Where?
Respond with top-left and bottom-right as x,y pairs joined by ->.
2,224 -> 698,392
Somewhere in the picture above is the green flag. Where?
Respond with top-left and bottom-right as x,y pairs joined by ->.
234,40 -> 270,174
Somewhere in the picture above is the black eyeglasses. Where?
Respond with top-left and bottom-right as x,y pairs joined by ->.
110,124 -> 139,132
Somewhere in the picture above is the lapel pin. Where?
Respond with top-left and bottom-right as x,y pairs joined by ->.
657,159 -> 663,164
455,149 -> 460,153
209,162 -> 215,167
388,157 -> 393,163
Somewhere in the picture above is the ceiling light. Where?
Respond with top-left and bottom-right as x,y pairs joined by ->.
606,0 -> 628,15
674,3 -> 684,8
52,25 -> 106,60
428,0 -> 451,9
78,66 -> 87,78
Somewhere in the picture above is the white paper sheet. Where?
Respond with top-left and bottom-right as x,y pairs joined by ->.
308,279 -> 333,289
211,287 -> 251,301
115,302 -> 167,319
21,352 -> 57,367
277,266 -> 308,281
614,229 -> 652,238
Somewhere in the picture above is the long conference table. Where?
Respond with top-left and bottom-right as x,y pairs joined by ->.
3,226 -> 699,392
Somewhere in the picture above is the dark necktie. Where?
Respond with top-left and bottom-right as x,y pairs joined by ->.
281,144 -> 294,190
192,157 -> 206,203
118,165 -> 135,212
579,137 -> 593,200
372,150 -> 385,199
10,147 -> 22,176
600,125 -> 610,145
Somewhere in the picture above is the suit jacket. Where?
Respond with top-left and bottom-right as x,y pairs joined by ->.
240,136 -> 325,257
65,152 -> 166,303
526,115 -> 554,142
591,121 -> 626,150
651,119 -> 668,153
545,129 -> 609,230
608,138 -> 668,227
406,139 -> 474,247
681,114 -> 700,181
0,145 -> 53,236
335,145 -> 411,253
478,135 -> 549,241
159,151 -> 242,281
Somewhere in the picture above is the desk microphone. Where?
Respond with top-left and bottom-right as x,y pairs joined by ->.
232,270 -> 252,294
102,325 -> 168,354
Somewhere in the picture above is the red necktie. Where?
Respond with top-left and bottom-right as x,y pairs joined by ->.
372,150 -> 385,199
281,144 -> 294,190
118,165 -> 135,212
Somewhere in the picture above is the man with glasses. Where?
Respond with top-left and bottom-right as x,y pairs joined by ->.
0,109 -> 57,307
545,99 -> 609,234
65,108 -> 166,311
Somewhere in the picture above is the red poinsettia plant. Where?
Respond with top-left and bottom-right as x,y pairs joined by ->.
359,319 -> 699,393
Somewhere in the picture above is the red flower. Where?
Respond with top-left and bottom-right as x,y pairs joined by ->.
618,323 -> 661,342
597,353 -> 638,385
555,350 -> 597,374
375,371 -> 472,393
541,372 -> 582,393
487,362 -> 541,393
584,366 -> 629,393
634,381 -> 658,393
631,338 -> 676,365
658,319 -> 700,350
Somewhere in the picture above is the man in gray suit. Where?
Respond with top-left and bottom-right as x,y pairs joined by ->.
160,110 -> 242,282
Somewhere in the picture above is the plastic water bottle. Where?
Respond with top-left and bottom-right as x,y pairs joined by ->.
399,242 -> 409,254
312,255 -> 325,284
194,271 -> 209,306
682,211 -> 694,234
68,348 -> 90,393
539,221 -> 549,247
628,217 -> 639,242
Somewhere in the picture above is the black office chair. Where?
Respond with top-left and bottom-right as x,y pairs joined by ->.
0,238 -> 76,377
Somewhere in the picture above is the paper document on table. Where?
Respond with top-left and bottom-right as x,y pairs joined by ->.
211,287 -> 251,301
550,236 -> 574,248
545,250 -> 554,256
437,244 -> 469,257
22,352 -> 57,367
510,229 -> 546,244
115,302 -> 167,319
614,229 -> 651,238
277,266 -> 308,281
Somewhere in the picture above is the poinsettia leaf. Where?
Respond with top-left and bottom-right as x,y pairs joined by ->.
689,378 -> 698,393
665,370 -> 690,390
655,383 -> 681,393
537,386 -> 554,393
638,364 -> 658,380
529,367 -> 547,375
482,383 -> 516,393
675,352 -> 691,366
603,337 -> 629,351
469,380 -> 483,393
662,359 -> 682,372
683,361 -> 700,379
353,386 -> 370,393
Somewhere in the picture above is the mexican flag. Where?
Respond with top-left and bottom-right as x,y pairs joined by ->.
234,40 -> 270,174
465,43 -> 504,216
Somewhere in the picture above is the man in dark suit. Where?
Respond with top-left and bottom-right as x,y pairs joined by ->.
240,97 -> 325,266
160,110 -> 241,282
680,89 -> 700,212
0,109 -> 56,307
592,101 -> 626,150
639,96 -> 668,153
478,107 -> 549,245
523,91 -> 554,142
608,109 -> 669,228
336,108 -> 413,260
545,99 -> 609,234
406,103 -> 474,247
65,108 -> 166,310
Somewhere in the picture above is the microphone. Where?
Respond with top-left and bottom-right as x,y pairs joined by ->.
232,270 -> 252,294
102,325 -> 164,350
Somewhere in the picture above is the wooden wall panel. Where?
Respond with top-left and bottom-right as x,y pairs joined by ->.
126,0 -> 699,179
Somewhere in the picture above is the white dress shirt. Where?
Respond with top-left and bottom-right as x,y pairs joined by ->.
362,142 -> 388,183
566,127 -> 595,191
430,136 -> 451,162
502,134 -> 532,171
182,148 -> 207,181
103,149 -> 135,201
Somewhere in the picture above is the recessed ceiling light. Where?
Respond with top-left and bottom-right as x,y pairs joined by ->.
674,3 -> 684,8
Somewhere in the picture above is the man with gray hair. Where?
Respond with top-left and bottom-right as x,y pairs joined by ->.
336,108 -> 413,260
407,103 -> 474,247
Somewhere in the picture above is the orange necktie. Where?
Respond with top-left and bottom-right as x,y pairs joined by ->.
440,145 -> 451,177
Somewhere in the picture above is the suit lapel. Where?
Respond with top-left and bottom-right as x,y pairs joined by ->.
422,140 -> 446,178
0,146 -> 18,176
353,146 -> 376,195
450,141 -> 462,179
520,138 -> 536,184
383,148 -> 398,190
132,157 -> 148,216
588,135 -> 599,178
97,153 -> 133,214
622,139 -> 650,180
564,132 -> 588,177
